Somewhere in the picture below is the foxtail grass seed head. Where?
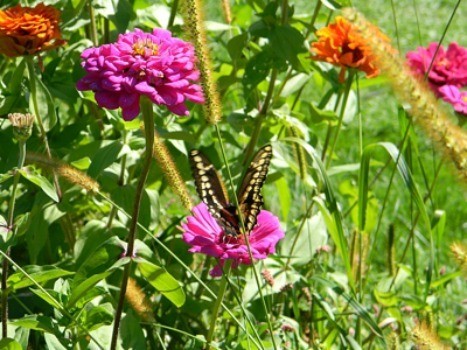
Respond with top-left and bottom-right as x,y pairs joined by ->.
8,113 -> 35,142
411,322 -> 449,350
125,277 -> 155,322
152,132 -> 193,210
221,0 -> 232,24
342,8 -> 467,182
450,242 -> 467,274
261,269 -> 275,286
183,0 -> 222,125
27,153 -> 100,193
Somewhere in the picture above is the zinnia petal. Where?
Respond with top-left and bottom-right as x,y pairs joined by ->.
76,28 -> 204,120
0,3 -> 65,57
181,203 -> 285,277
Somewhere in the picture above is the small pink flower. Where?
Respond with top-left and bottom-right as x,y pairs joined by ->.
438,85 -> 467,115
406,42 -> 467,96
182,203 -> 284,277
77,28 -> 204,121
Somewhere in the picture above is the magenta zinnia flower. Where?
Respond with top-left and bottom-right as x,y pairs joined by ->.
77,28 -> 204,121
439,85 -> 467,115
406,42 -> 467,96
182,203 -> 284,277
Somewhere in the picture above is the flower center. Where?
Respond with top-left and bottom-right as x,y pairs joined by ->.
132,38 -> 158,57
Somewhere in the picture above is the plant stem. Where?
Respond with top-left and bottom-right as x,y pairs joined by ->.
26,57 -> 62,200
206,260 -> 232,349
243,68 -> 278,165
107,131 -> 128,229
1,140 -> 26,338
87,0 -> 99,46
168,0 -> 179,29
215,125 -> 278,350
325,71 -> 355,168
110,97 -> 155,350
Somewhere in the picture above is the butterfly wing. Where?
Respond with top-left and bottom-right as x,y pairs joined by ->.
189,150 -> 239,235
237,145 -> 273,233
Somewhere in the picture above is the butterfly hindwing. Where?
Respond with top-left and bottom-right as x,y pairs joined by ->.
237,145 -> 273,233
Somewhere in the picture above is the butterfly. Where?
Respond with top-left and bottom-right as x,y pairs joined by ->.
189,145 -> 273,238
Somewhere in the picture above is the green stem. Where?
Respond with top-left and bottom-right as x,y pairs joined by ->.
97,192 -> 264,349
107,131 -> 128,229
206,260 -> 232,349
243,68 -> 278,165
168,0 -> 179,29
320,91 -> 342,161
324,71 -> 355,168
88,0 -> 99,46
1,140 -> 26,338
110,97 -> 155,350
26,57 -> 62,200
215,126 -> 278,350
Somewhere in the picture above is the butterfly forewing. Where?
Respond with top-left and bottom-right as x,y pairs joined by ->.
237,145 -> 273,233
189,149 -> 229,212
189,145 -> 272,237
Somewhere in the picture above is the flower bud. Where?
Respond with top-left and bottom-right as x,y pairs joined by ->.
8,113 -> 35,142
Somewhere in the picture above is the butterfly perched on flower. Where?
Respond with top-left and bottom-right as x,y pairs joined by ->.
189,145 -> 273,238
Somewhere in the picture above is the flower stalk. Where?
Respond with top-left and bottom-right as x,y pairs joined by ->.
2,114 -> 33,338
26,56 -> 63,199
206,260 -> 232,349
325,70 -> 355,168
110,96 -> 155,350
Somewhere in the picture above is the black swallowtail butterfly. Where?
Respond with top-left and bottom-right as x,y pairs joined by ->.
189,145 -> 273,237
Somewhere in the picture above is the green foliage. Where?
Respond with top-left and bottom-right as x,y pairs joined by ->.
0,0 -> 465,349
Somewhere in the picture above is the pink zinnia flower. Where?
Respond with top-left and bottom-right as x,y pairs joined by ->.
182,203 -> 284,277
77,28 -> 204,121
439,85 -> 467,115
406,42 -> 467,96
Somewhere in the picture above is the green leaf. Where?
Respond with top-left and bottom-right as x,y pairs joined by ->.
44,334 -> 68,350
87,140 -> 124,178
430,271 -> 462,289
68,271 -> 113,308
282,138 -> 353,288
121,311 -> 147,350
0,338 -> 22,350
74,220 -> 115,268
33,76 -> 58,131
0,173 -> 13,184
137,259 -> 185,307
11,315 -> 56,333
19,169 -> 59,203
81,303 -> 114,330
0,58 -> 26,115
7,265 -> 74,291
23,197 -> 63,263
227,33 -> 248,62
29,288 -> 62,310
275,176 -> 291,221
268,25 -> 306,69
281,213 -> 327,266
358,142 -> 433,301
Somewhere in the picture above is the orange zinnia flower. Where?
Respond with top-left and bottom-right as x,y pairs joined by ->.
0,3 -> 65,57
312,16 -> 384,82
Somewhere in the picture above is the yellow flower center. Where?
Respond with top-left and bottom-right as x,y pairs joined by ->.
132,39 -> 158,57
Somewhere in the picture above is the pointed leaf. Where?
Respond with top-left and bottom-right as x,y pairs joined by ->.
137,259 -> 185,307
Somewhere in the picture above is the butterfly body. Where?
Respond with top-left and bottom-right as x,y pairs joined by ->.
189,145 -> 273,238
